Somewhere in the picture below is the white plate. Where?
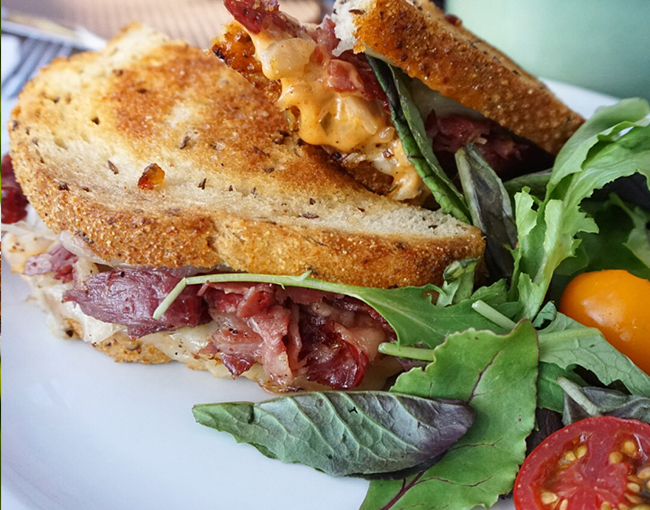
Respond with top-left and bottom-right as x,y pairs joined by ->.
1,81 -> 617,510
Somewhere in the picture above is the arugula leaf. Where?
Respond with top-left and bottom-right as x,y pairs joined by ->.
367,57 -> 470,222
155,273 -> 509,349
456,145 -> 517,280
537,305 -> 650,397
510,100 -> 650,319
559,378 -> 650,424
362,321 -> 539,510
193,391 -> 474,477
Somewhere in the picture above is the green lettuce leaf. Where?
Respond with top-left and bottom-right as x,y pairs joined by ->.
362,321 -> 539,510
510,99 -> 650,319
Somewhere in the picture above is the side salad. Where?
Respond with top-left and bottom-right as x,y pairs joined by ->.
156,68 -> 650,510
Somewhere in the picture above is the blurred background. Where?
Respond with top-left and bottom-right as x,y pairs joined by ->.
445,0 -> 650,102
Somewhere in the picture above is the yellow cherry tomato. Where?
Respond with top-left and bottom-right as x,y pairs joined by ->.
559,270 -> 650,375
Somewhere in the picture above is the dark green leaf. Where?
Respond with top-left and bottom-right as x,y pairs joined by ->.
362,321 -> 539,510
560,378 -> 650,424
367,57 -> 470,222
456,145 -> 517,280
193,391 -> 475,477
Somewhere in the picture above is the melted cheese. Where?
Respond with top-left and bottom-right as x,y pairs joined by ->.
248,29 -> 428,201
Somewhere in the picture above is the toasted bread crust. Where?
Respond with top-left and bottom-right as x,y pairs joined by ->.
93,333 -> 172,364
342,0 -> 583,154
10,24 -> 483,289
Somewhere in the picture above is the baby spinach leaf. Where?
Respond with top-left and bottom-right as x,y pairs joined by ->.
560,378 -> 650,424
456,145 -> 517,281
510,100 -> 650,319
193,391 -> 475,477
538,305 -> 650,397
361,321 -> 539,510
367,56 -> 470,222
155,273 -> 509,350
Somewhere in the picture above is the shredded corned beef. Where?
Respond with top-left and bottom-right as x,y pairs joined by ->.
200,282 -> 395,389
63,267 -> 206,338
1,154 -> 29,224
313,18 -> 386,103
58,264 -> 395,390
425,111 -> 550,178
24,244 -> 78,283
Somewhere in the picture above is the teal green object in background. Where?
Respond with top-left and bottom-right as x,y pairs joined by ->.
445,0 -> 650,102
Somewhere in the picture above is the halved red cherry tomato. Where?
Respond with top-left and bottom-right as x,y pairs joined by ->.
559,270 -> 650,375
514,416 -> 650,510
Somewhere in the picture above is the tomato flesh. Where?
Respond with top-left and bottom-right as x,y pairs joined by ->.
514,416 -> 650,510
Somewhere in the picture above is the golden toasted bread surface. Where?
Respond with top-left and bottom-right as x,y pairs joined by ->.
10,24 -> 484,288
336,0 -> 583,154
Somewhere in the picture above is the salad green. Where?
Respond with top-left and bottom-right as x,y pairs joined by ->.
156,86 -> 650,509
193,391 -> 475,478
362,322 -> 539,510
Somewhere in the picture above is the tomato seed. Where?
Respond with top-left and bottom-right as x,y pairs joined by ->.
628,482 -> 642,493
576,445 -> 588,458
622,440 -> 639,457
564,451 -> 577,462
559,499 -> 568,510
626,494 -> 643,504
611,452 -> 624,464
629,505 -> 650,510
601,503 -> 612,510
638,467 -> 650,480
541,492 -> 558,505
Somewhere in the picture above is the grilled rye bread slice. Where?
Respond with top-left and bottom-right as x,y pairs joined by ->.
332,0 -> 583,154
9,24 -> 484,289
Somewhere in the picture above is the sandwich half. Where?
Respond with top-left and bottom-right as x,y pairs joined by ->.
213,0 -> 584,203
4,24 -> 484,391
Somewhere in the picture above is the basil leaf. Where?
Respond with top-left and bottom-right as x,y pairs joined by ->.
193,391 -> 474,477
156,273 -> 509,350
367,56 -> 470,222
560,378 -> 650,424
538,305 -> 650,397
456,144 -> 517,280
510,100 -> 650,319
362,321 -> 539,510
